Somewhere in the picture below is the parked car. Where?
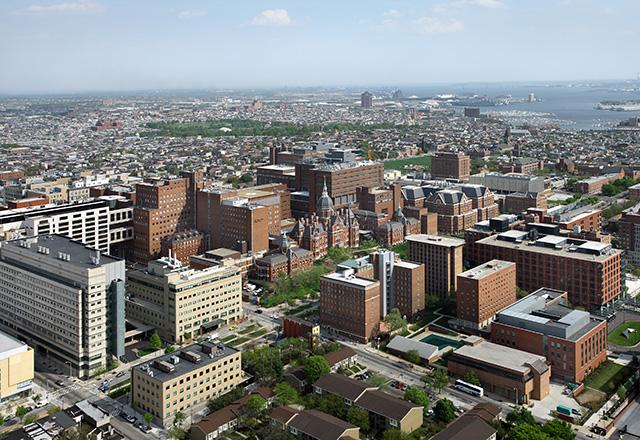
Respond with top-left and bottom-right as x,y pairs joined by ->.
140,425 -> 152,433
116,371 -> 125,378
390,381 -> 399,388
229,325 -> 239,331
123,414 -> 136,423
396,382 -> 405,389
255,309 -> 263,314
401,384 -> 409,391
573,408 -> 582,416
355,374 -> 364,380
55,380 -> 65,387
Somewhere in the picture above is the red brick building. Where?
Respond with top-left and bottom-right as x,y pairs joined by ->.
504,192 -> 547,214
320,271 -> 380,343
406,234 -> 464,299
474,231 -> 622,311
492,288 -> 607,382
160,229 -> 209,265
425,190 -> 476,234
431,152 -> 471,180
456,260 -> 516,333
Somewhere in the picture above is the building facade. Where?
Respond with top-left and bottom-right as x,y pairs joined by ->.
406,234 -> 465,298
619,203 -> 640,266
456,260 -> 516,332
431,152 -> 471,181
0,235 -> 125,378
0,331 -> 34,402
126,257 -> 242,343
131,341 -> 242,427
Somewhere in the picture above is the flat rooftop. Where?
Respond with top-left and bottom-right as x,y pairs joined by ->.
2,234 -> 121,268
133,341 -> 238,382
405,234 -> 465,248
452,341 -> 546,375
322,272 -> 379,287
394,260 -> 422,269
0,330 -> 28,361
477,233 -> 619,262
458,260 -> 515,280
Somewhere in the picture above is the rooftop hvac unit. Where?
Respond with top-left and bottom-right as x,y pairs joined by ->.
181,351 -> 202,364
170,355 -> 180,365
154,360 -> 175,374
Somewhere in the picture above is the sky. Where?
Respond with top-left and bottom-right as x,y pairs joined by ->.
0,0 -> 638,94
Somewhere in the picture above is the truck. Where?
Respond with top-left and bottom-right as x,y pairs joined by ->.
557,405 -> 572,416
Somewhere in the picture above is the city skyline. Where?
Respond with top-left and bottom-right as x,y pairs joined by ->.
1,0 -> 638,94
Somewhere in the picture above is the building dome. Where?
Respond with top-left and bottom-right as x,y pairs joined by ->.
316,179 -> 334,215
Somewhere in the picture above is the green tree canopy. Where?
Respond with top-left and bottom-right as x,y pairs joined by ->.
303,355 -> 331,384
149,333 -> 161,350
381,429 -> 410,440
434,398 -> 456,423
275,382 -> 298,406
464,371 -> 480,386
404,349 -> 421,364
508,424 -> 551,440
246,395 -> 268,419
144,412 -> 153,424
172,411 -> 187,428
346,407 -> 370,431
542,419 -> 575,440
318,393 -> 348,420
506,407 -> 536,426
404,387 -> 430,413
384,308 -> 407,333
15,406 -> 28,420
425,368 -> 449,393
207,387 -> 247,413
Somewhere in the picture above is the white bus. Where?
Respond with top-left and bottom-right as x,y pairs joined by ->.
454,379 -> 484,397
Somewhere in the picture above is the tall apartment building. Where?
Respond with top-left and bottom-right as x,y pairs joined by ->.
0,235 -> 125,378
0,331 -> 34,402
475,231 -> 622,311
456,260 -> 516,332
619,203 -> 640,266
197,183 -> 288,253
504,192 -> 547,213
406,234 -> 464,298
492,288 -> 607,382
127,256 -> 242,343
132,172 -> 203,263
431,152 -> 471,181
320,270 -> 380,343
131,341 -> 242,427
256,164 -> 296,190
361,92 -> 372,109
369,250 -> 425,319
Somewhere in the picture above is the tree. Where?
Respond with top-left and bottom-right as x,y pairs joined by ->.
246,395 -> 268,420
506,407 -> 536,426
144,412 -> 153,425
488,419 -> 508,440
508,424 -> 551,440
404,387 -> 430,413
207,387 -> 247,413
464,371 -> 480,386
542,419 -> 575,440
275,382 -> 298,406
425,368 -> 449,394
404,349 -> 421,364
384,308 -> 407,333
434,398 -> 456,423
425,294 -> 440,309
15,405 -> 28,421
303,355 -> 330,384
346,407 -> 370,431
0,415 -> 4,426
165,345 -> 176,354
149,333 -> 161,350
381,429 -> 410,440
183,332 -> 192,341
47,406 -> 62,415
173,411 -> 187,428
24,414 -> 38,425
318,393 -> 348,419
65,424 -> 92,440
366,375 -> 389,390
240,174 -> 254,183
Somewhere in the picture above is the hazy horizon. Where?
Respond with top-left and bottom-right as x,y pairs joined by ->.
1,0 -> 639,94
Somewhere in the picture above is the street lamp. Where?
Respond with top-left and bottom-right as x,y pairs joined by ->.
376,337 -> 380,352
65,361 -> 72,377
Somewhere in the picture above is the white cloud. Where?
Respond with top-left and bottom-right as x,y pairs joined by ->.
620,30 -> 635,36
178,10 -> 207,20
413,16 -> 464,33
435,0 -> 504,12
13,0 -> 104,15
472,0 -> 504,8
383,9 -> 404,18
251,9 -> 292,26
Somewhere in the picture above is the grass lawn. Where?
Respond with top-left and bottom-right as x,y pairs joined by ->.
136,348 -> 159,358
285,303 -> 314,316
220,335 -> 236,343
224,433 -> 244,440
410,312 -> 439,331
249,329 -> 267,338
383,156 -> 431,172
239,324 -> 259,335
228,337 -> 249,347
608,321 -> 640,346
584,360 -> 633,394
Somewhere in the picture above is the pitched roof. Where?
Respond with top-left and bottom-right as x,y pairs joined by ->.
386,335 -> 439,361
323,347 -> 357,367
269,405 -> 299,425
192,408 -> 238,434
430,415 -> 497,440
354,389 -> 422,421
288,410 -> 358,440
285,368 -> 307,382
465,402 -> 501,422
314,373 -> 376,402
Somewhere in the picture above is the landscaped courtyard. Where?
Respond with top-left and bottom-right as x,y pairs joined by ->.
609,321 -> 640,346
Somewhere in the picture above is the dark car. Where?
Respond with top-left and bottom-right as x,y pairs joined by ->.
390,381 -> 399,388
116,371 -> 125,378
255,309 -> 263,314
